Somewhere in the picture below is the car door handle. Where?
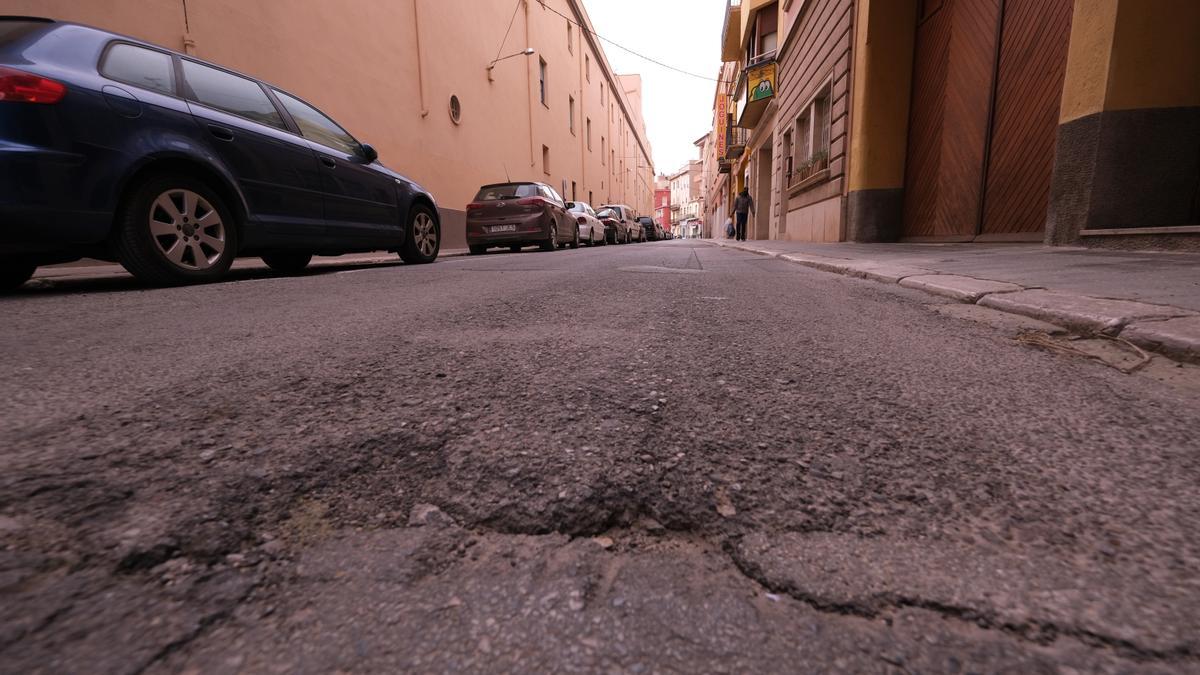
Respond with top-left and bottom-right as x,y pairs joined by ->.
207,124 -> 235,142
319,156 -> 337,169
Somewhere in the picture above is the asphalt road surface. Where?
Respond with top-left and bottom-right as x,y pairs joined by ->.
3,241 -> 1199,674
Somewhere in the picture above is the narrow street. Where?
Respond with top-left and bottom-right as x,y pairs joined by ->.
3,241 -> 1199,673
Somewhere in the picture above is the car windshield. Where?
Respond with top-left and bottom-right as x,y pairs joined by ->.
474,184 -> 540,201
596,208 -> 616,219
568,203 -> 588,213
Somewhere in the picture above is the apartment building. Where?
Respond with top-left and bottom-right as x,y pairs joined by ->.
13,0 -> 657,249
710,0 -> 1199,250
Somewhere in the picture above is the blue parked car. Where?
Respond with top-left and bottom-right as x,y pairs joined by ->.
0,16 -> 441,289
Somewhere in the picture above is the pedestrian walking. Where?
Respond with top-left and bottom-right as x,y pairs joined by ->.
725,216 -> 735,239
733,188 -> 754,241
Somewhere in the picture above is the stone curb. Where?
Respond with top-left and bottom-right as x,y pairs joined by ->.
709,239 -> 1200,364
1120,317 -> 1200,365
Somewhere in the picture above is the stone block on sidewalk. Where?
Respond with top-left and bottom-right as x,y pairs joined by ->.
899,275 -> 1024,303
842,263 -> 934,284
1120,316 -> 1200,364
979,290 -> 1193,335
778,255 -> 930,284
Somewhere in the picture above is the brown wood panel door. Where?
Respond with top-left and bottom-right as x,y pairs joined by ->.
901,2 -> 951,237
902,0 -> 999,238
980,0 -> 1073,236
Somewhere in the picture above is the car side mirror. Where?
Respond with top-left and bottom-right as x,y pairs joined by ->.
565,201 -> 575,209
359,143 -> 379,163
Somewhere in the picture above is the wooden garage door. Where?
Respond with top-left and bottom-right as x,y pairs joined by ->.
980,0 -> 1073,236
902,0 -> 1073,240
902,0 -> 999,239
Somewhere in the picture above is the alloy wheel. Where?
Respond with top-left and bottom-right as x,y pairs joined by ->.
148,189 -> 226,271
414,212 -> 438,258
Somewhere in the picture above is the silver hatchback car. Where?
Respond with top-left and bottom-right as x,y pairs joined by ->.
567,202 -> 606,246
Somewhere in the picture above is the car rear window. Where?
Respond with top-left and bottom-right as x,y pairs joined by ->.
596,208 -> 615,219
181,59 -> 286,130
101,44 -> 175,96
474,185 -> 539,201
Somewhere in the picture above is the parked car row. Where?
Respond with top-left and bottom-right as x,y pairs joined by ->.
1,17 -> 441,290
465,182 -> 670,254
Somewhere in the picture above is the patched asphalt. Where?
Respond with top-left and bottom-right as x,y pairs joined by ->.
2,241 -> 1199,673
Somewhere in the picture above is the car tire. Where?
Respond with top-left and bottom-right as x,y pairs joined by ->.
399,204 -> 440,264
540,225 -> 558,252
469,244 -> 488,255
0,260 -> 36,291
261,251 -> 312,273
510,244 -> 523,253
569,226 -> 580,249
113,173 -> 238,286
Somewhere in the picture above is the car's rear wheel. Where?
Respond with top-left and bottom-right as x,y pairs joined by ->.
0,260 -> 36,292
114,174 -> 238,286
469,244 -> 488,255
261,251 -> 312,273
569,226 -> 580,249
540,225 -> 558,252
400,205 -> 440,264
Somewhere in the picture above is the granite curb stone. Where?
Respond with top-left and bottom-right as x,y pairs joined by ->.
1119,316 -> 1200,364
900,275 -> 1025,303
978,290 -> 1194,335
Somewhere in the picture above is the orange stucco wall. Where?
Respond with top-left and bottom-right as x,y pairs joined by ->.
7,0 -> 655,243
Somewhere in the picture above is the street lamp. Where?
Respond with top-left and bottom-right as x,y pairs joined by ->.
487,48 -> 535,81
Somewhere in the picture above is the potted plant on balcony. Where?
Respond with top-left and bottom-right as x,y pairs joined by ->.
810,150 -> 829,173
793,157 -> 814,184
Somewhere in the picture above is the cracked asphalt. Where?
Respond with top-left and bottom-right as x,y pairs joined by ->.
3,241 -> 1200,674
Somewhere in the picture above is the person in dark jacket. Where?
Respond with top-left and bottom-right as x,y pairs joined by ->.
733,188 -> 754,241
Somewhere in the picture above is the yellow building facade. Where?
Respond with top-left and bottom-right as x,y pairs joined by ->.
711,0 -> 1199,249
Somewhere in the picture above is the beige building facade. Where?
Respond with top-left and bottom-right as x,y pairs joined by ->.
11,0 -> 656,249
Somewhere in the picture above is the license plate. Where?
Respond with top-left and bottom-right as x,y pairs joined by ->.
490,224 -> 517,233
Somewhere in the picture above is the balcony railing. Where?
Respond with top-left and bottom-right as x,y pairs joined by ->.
726,126 -> 750,160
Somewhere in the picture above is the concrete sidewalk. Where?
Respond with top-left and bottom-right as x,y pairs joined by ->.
708,238 -> 1200,363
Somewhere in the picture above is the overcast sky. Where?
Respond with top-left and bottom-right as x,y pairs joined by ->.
582,0 -> 726,177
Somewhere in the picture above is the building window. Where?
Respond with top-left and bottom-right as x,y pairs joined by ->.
601,137 -> 606,164
585,55 -> 591,82
600,82 -> 604,105
782,128 -> 794,182
539,58 -> 548,107
567,23 -> 573,53
791,84 -> 832,185
448,94 -> 462,124
587,118 -> 592,150
543,145 -> 550,175
571,181 -> 577,200
569,96 -> 575,134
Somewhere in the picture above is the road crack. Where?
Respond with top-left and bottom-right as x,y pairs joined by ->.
722,539 -> 1199,664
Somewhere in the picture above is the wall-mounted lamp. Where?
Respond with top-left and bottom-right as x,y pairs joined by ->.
487,48 -> 536,81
